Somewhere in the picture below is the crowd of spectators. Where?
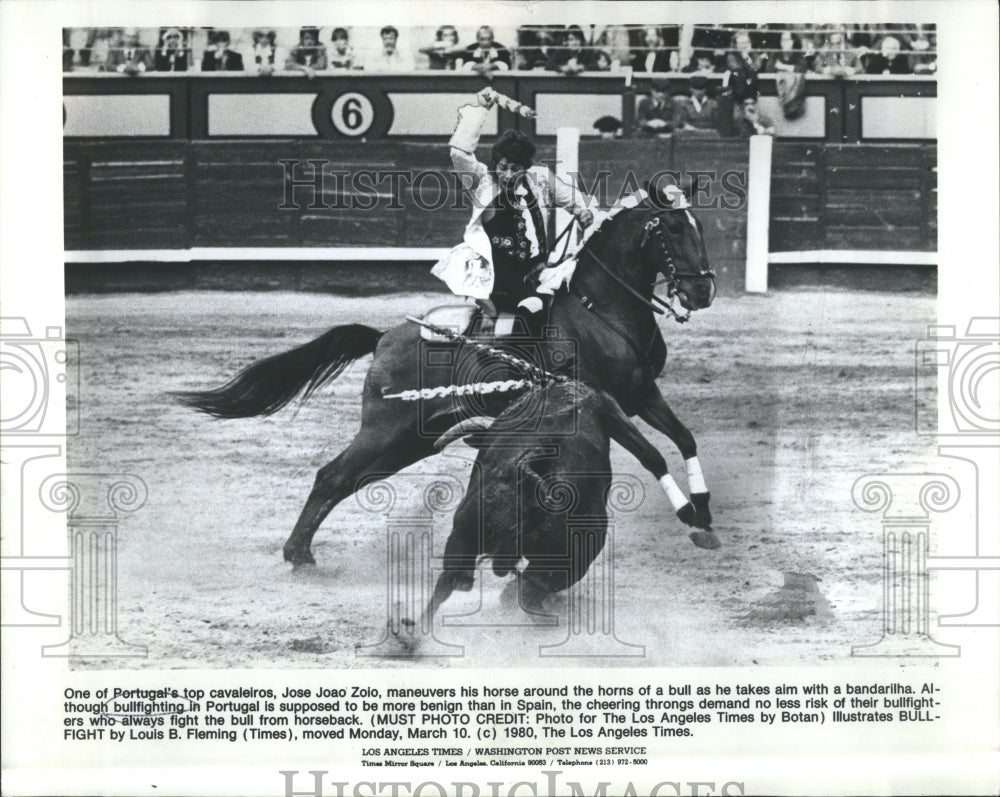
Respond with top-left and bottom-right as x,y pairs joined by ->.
62,23 -> 935,141
62,23 -> 937,77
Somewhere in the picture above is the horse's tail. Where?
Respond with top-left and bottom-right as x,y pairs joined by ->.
173,324 -> 382,418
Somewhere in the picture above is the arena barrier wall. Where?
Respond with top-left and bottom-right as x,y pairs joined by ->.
62,72 -> 936,143
63,74 -> 936,294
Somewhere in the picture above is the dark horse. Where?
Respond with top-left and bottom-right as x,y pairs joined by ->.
175,194 -> 717,567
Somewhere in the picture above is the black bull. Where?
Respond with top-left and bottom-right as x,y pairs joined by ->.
392,380 -> 720,651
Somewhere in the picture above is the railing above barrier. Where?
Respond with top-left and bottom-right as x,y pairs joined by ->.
63,72 -> 936,143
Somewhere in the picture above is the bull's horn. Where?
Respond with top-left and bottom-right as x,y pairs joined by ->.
434,416 -> 494,449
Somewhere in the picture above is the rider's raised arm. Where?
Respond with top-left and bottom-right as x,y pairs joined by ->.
548,171 -> 596,227
448,93 -> 493,194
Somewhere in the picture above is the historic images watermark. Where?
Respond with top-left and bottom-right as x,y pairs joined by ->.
1,317 -> 147,657
279,769 -> 747,797
915,318 -> 1000,631
849,317 -> 1000,657
276,162 -> 748,213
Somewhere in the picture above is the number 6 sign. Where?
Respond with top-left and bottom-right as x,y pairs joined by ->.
331,92 -> 374,137
311,89 -> 393,139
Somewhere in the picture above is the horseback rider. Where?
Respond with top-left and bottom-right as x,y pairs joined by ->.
433,87 -> 595,336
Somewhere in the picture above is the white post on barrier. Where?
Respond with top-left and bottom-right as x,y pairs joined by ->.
745,134 -> 773,293
555,126 -> 581,235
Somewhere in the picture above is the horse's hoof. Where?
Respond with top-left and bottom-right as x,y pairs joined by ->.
676,503 -> 697,527
689,530 -> 721,550
691,492 -> 712,527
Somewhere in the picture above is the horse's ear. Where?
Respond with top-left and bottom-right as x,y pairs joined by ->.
643,180 -> 665,208
645,179 -> 691,210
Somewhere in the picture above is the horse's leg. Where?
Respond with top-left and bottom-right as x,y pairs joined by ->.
601,391 -> 719,549
636,382 -> 713,532
282,425 -> 433,567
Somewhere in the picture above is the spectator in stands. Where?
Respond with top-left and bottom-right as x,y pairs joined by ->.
103,28 -> 153,75
154,28 -> 190,72
328,28 -> 358,70
593,24 -> 633,70
633,26 -> 673,73
73,28 -> 113,69
722,41 -> 760,102
421,25 -> 462,70
733,95 -> 775,137
636,78 -> 678,136
63,29 -> 75,71
675,75 -> 719,134
683,50 -> 717,74
847,23 -> 885,71
365,25 -> 415,72
866,35 -> 912,75
200,30 -> 244,71
516,26 -> 561,70
730,30 -> 768,73
593,116 -> 623,139
908,25 -> 937,74
462,26 -> 512,75
252,29 -> 279,75
546,25 -> 597,75
768,30 -> 802,72
799,35 -> 822,74
816,26 -> 860,77
591,50 -> 613,72
252,29 -> 279,76
285,26 -> 327,77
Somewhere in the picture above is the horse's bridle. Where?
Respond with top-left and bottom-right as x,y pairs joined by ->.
572,207 -> 716,324
638,210 -> 717,323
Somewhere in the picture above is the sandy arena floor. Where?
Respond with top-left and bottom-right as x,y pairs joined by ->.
65,287 -> 937,669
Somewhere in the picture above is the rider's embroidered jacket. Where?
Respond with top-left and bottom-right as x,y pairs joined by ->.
433,102 -> 592,300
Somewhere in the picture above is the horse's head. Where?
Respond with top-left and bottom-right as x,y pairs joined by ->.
640,203 -> 716,319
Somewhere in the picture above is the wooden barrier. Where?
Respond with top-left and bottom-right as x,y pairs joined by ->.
768,141 -> 936,253
64,136 -> 937,293
63,72 -> 936,144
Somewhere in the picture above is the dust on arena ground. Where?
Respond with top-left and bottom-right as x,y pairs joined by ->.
65,283 -> 936,669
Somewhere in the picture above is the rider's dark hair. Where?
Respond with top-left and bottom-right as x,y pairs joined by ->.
490,130 -> 536,170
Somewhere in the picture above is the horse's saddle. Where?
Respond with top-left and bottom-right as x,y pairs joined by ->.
417,305 -> 528,341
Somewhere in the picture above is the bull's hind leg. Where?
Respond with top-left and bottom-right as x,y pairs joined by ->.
283,426 -> 434,567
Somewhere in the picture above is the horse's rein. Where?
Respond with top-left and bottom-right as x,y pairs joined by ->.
640,213 -> 716,322
551,217 -> 667,316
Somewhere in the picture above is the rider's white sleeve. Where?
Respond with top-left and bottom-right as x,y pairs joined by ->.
449,104 -> 490,192
549,172 -> 594,217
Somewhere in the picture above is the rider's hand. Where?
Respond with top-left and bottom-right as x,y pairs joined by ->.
476,87 -> 498,108
575,208 -> 594,227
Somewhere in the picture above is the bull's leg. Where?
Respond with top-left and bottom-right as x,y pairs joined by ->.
393,503 -> 480,651
392,570 -> 474,652
283,427 -> 435,567
636,383 -> 715,539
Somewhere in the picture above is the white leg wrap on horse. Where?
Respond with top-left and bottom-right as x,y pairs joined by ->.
517,296 -> 544,314
685,456 -> 708,494
659,474 -> 689,512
